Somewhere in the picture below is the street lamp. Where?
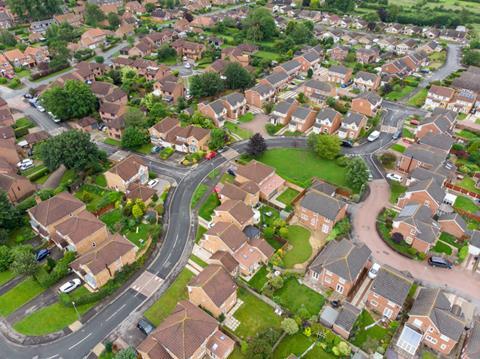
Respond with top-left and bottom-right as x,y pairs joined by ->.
72,301 -> 80,321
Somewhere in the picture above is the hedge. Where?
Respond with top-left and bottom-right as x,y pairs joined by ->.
36,252 -> 76,288
14,125 -> 30,138
26,166 -> 49,181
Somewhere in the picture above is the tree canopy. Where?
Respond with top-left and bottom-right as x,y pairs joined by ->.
121,127 -> 150,149
243,7 -> 277,42
307,133 -> 341,160
0,31 -> 16,47
190,72 -> 224,98
247,133 -> 267,157
0,191 -> 22,231
208,128 -> 227,150
224,62 -> 254,91
85,3 -> 106,27
41,80 -> 97,120
346,157 -> 369,192
7,0 -> 62,20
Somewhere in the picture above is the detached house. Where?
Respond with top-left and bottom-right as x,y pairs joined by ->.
327,65 -> 352,85
353,71 -> 381,91
235,160 -> 285,200
273,59 -> 302,80
438,213 -> 468,240
302,80 -> 336,103
245,83 -> 275,108
287,106 -> 316,133
80,28 -> 110,49
218,182 -> 259,207
306,239 -> 371,296
330,45 -> 349,62
198,99 -> 227,127
171,39 -> 206,60
397,178 -> 445,215
105,155 -> 148,192
269,99 -> 298,126
356,48 -> 379,64
312,108 -> 342,135
447,89 -> 477,114
338,112 -> 367,140
414,109 -> 456,140
213,200 -> 255,230
295,50 -> 322,73
222,92 -> 247,120
260,71 -> 289,91
351,91 -> 382,117
398,144 -> 446,174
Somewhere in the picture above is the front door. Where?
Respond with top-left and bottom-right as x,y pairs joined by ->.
335,283 -> 344,294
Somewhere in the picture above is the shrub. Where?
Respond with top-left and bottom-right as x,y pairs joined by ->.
263,227 -> 275,239
335,156 -> 350,167
36,251 -> 76,288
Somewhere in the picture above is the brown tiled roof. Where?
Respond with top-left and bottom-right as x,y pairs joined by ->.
25,131 -> 49,145
215,200 -> 253,226
107,155 -> 146,182
126,183 -> 156,202
0,172 -> 33,192
151,117 -> 179,134
207,330 -> 235,359
91,81 -> 113,97
250,238 -> 275,258
0,126 -> 14,140
219,183 -> 247,202
28,192 -> 85,227
77,116 -> 97,128
209,251 -> 239,274
429,85 -> 455,98
189,264 -> 237,307
239,181 -> 260,194
55,210 -> 105,245
104,87 -> 127,103
236,160 -> 274,185
206,222 -> 248,252
100,102 -> 123,115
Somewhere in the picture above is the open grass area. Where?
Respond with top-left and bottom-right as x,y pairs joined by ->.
283,225 -> 312,268
389,181 -> 407,204
13,288 -> 96,336
0,277 -> 45,317
432,240 -> 453,255
247,266 -> 269,292
402,127 -> 415,139
100,208 -> 123,231
123,223 -> 159,248
198,193 -> 220,221
0,271 -> 15,286
144,268 -> 194,326
276,188 -> 300,206
254,50 -> 282,61
234,287 -> 282,340
273,332 -> 337,359
273,277 -> 325,316
454,195 -> 480,213
257,148 -> 349,189
134,143 -> 153,155
104,138 -> 122,147
224,121 -> 252,140
351,310 -> 399,353
390,143 -> 406,153
384,85 -> 416,101
191,184 -> 209,208
407,88 -> 428,107
439,232 -> 462,249
457,176 -> 480,195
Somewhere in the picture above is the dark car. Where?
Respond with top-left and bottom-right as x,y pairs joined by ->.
341,140 -> 353,148
227,168 -> 236,177
392,128 -> 402,140
137,318 -> 155,336
151,146 -> 163,154
35,249 -> 51,262
428,256 -> 452,269
23,93 -> 33,99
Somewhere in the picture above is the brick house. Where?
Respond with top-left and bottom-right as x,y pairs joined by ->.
381,58 -> 411,78
0,54 -> 14,78
188,264 -> 237,317
0,173 -> 36,203
259,71 -> 289,91
330,45 -> 349,62
418,132 -> 454,153
392,203 -> 440,253
4,49 -> 34,68
302,79 -> 336,104
208,251 -> 239,277
218,182 -> 259,207
222,92 -> 247,120
332,303 -> 362,339
221,44 -> 258,68
105,155 -> 149,192
153,74 -> 184,103
137,300 -> 235,359
99,102 -> 126,122
198,100 -> 227,127
351,91 -> 382,117
397,178 -> 445,214
366,266 -> 413,320
327,65 -> 352,85
353,71 -> 381,91
245,83 -> 275,108
424,85 -> 456,110
407,288 -> 466,356
273,59 -> 302,80
287,106 -> 317,133
438,213 -> 468,239
105,117 -> 125,140
296,187 -> 347,234
235,160 -> 285,200
163,125 -> 210,153
212,200 -> 255,230
356,48 -> 379,64
294,50 -> 322,73
398,144 -> 446,174
54,12 -> 83,27
80,28 -> 110,49
311,108 -> 342,135
461,319 -> 480,359
269,99 -> 298,126
0,138 -> 20,166
338,112 -> 368,140
306,239 -> 371,296
414,109 -> 456,140
171,39 -> 206,60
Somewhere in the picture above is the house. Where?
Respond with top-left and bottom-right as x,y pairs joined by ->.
212,200 -> 255,230
356,48 -> 379,64
338,112 -> 368,140
105,155 -> 148,192
353,71 -> 381,91
71,233 -> 137,290
330,45 -> 349,62
397,178 -> 445,215
105,116 -> 125,140
222,92 -> 247,120
424,85 -> 456,110
420,41 -> 443,54
260,71 -> 290,91
0,138 -> 20,166
54,12 -> 82,27
296,187 -> 347,234
30,19 -> 54,34
0,54 -> 14,78
295,50 -> 322,73
306,239 -> 371,296
188,264 -> 237,317
381,59 -> 411,78
198,100 -> 227,127
245,83 -> 275,108
75,61 -> 108,81
208,251 -> 239,277
221,44 -> 258,67
80,28 -> 110,49
206,59 -> 229,74
218,182 -> 259,207
287,106 -> 316,133
171,39 -> 206,60
407,288 -> 466,355
24,46 -> 49,65
269,99 -> 298,125
438,213 -> 468,240
302,80 -> 336,103
4,49 -> 34,68
0,173 -> 36,203
0,107 -> 13,126
418,132 -> 454,153
392,203 -> 440,253
0,126 -> 14,140
385,23 -> 403,34
366,266 -> 413,320
351,92 -> 382,117
273,59 -> 302,79
462,319 -> 480,359
395,39 -> 417,55
398,144 -> 446,174
163,125 -> 210,153
447,89 -> 477,114
414,109 -> 456,139
191,15 -> 215,28
469,231 -> 480,256
332,303 -> 362,340
126,183 -> 156,205
124,0 -> 145,14
25,131 -> 49,147
327,65 -> 352,85
99,102 -> 126,123
235,160 -> 285,200
137,300 -> 235,359
312,108 -> 342,135
28,192 -> 86,240
153,74 -> 184,103
0,11 -> 13,29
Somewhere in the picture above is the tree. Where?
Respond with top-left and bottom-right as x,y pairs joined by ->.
7,0 -> 62,20
46,22 -> 77,44
107,12 -> 120,29
247,133 -> 267,157
307,133 -> 341,160
269,275 -> 284,289
10,246 -> 38,277
296,92 -> 307,104
132,203 -> 144,219
263,101 -> 274,114
208,128 -> 227,150
48,40 -> 71,71
85,3 -> 106,27
281,318 -> 299,335
379,152 -> 397,168
38,130 -> 107,172
124,107 -> 147,128
121,127 -> 149,149
0,30 -> 16,47
332,342 -> 351,357
0,246 -> 12,271
41,80 -> 97,120
114,347 -> 137,359
346,157 -> 369,192
224,62 -> 253,90
307,68 -> 313,79
189,72 -> 224,98
0,192 -> 22,230
286,21 -> 312,44
243,7 -> 277,41
95,55 -> 104,63
463,49 -> 480,66
157,44 -> 177,61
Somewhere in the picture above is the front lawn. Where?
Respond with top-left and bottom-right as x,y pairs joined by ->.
144,268 -> 194,326
273,332 -> 337,359
0,271 -> 15,286
273,277 -> 325,316
431,240 -> 453,255
224,121 -> 252,140
195,225 -> 207,243
234,287 -> 282,340
104,138 -> 122,147
0,277 -> 45,317
407,88 -> 428,107
247,266 -> 269,292
100,208 -> 123,231
454,195 -> 480,213
390,143 -> 406,153
350,310 -> 399,353
283,225 -> 312,268
198,193 -> 220,221
123,223 -> 160,248
238,112 -> 254,123
384,85 -> 416,101
457,176 -> 480,195
402,127 -> 415,139
276,188 -> 300,206
191,184 -> 209,208
389,182 -> 407,204
257,149 -> 349,189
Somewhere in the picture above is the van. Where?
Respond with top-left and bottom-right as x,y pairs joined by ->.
428,256 -> 452,269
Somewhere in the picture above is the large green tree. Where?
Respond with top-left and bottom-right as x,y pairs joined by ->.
7,0 -> 62,20
0,246 -> 12,271
208,128 -> 227,150
0,191 -> 22,230
47,40 -> 71,71
121,127 -> 149,149
307,133 -> 341,160
0,31 -> 16,47
243,7 -> 277,41
224,62 -> 253,91
10,246 -> 38,277
107,12 -> 120,29
41,80 -> 97,120
346,157 -> 370,192
190,72 -> 224,98
38,130 -> 107,172
46,22 -> 77,44
85,3 -> 106,27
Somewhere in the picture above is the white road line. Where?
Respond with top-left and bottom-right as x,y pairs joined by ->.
105,303 -> 127,322
43,355 -> 59,359
68,333 -> 92,350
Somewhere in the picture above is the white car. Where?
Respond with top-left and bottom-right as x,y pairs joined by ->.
386,173 -> 403,182
17,159 -> 33,168
367,130 -> 381,142
184,62 -> 191,69
368,263 -> 381,279
20,163 -> 34,171
148,179 -> 159,188
58,278 -> 82,294
37,105 -> 45,112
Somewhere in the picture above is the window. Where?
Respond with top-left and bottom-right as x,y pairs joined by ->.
413,319 -> 423,328
383,307 -> 394,318
336,283 -> 344,294
372,293 -> 379,298
322,224 -> 330,233
425,335 -> 437,344
370,300 -> 378,307
440,344 -> 447,351
311,271 -> 319,280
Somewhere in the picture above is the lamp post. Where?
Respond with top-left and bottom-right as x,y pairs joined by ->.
72,301 -> 80,321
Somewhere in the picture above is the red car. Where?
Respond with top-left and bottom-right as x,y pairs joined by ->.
206,151 -> 217,160
410,119 -> 419,126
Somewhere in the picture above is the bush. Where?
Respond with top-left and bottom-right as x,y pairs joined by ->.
26,166 -> 50,181
36,251 -> 76,288
335,156 -> 350,167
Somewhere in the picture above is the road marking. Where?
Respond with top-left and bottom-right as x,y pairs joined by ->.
43,355 -> 59,359
105,304 -> 127,322
68,333 -> 92,350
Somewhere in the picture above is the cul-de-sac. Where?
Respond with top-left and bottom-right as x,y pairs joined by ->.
1,0 -> 480,358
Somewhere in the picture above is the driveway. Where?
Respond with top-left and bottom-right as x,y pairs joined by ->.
351,180 -> 480,306
239,114 -> 270,138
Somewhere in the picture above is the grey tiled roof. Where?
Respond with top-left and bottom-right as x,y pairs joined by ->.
403,144 -> 445,168
300,189 -> 345,220
409,168 -> 446,186
358,91 -> 381,105
334,303 -> 361,333
471,231 -> 480,248
210,99 -> 226,115
407,178 -> 445,205
396,204 -> 439,244
315,108 -> 340,124
250,83 -> 274,96
292,106 -> 311,120
465,319 -> 480,358
329,65 -> 350,75
438,213 -> 468,231
355,71 -> 378,82
418,132 -> 454,152
370,266 -> 413,306
280,59 -> 301,72
343,112 -> 365,126
304,79 -> 332,92
264,71 -> 288,86
223,92 -> 245,106
273,100 -> 294,115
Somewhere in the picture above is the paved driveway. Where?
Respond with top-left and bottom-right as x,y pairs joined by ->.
351,180 -> 480,305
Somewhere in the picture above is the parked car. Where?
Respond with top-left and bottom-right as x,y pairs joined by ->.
36,105 -> 45,112
428,256 -> 452,269
368,263 -> 381,279
20,162 -> 34,171
58,278 -> 82,294
35,249 -> 51,262
151,146 -> 163,154
184,62 -> 191,69
206,151 -> 217,160
392,128 -> 402,140
367,130 -> 381,142
227,168 -> 236,177
17,159 -> 33,168
48,111 -> 61,123
341,140 -> 353,148
386,173 -> 403,182
23,93 -> 33,99
137,318 -> 155,336
147,179 -> 159,188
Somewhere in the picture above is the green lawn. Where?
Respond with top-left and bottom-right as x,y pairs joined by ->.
402,127 -> 415,139
439,232 -> 462,249
273,332 -> 337,359
238,112 -> 254,123
247,266 -> 269,292
454,195 -> 479,214
224,121 -> 252,140
95,174 -> 107,187
198,193 -> 220,221
273,277 -> 325,316
276,188 -> 300,206
389,182 -> 407,204
144,268 -> 194,326
13,288 -> 96,335
390,143 -> 406,153
457,129 -> 480,141
234,287 -> 282,340
384,85 -> 416,101
124,223 -> 159,248
407,88 -> 428,107
100,208 -> 123,230
254,51 -> 282,61
283,225 -> 312,268
14,117 -> 34,128
191,184 -> 209,208
0,277 -> 46,317
457,176 -> 480,195
257,149 -> 349,189
432,240 -> 453,255
21,164 -> 48,178
351,310 -> 399,353
195,225 -> 207,243
59,169 -> 76,186
135,143 -> 153,155
190,254 -> 208,268
0,271 -> 15,286
104,138 -> 122,146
